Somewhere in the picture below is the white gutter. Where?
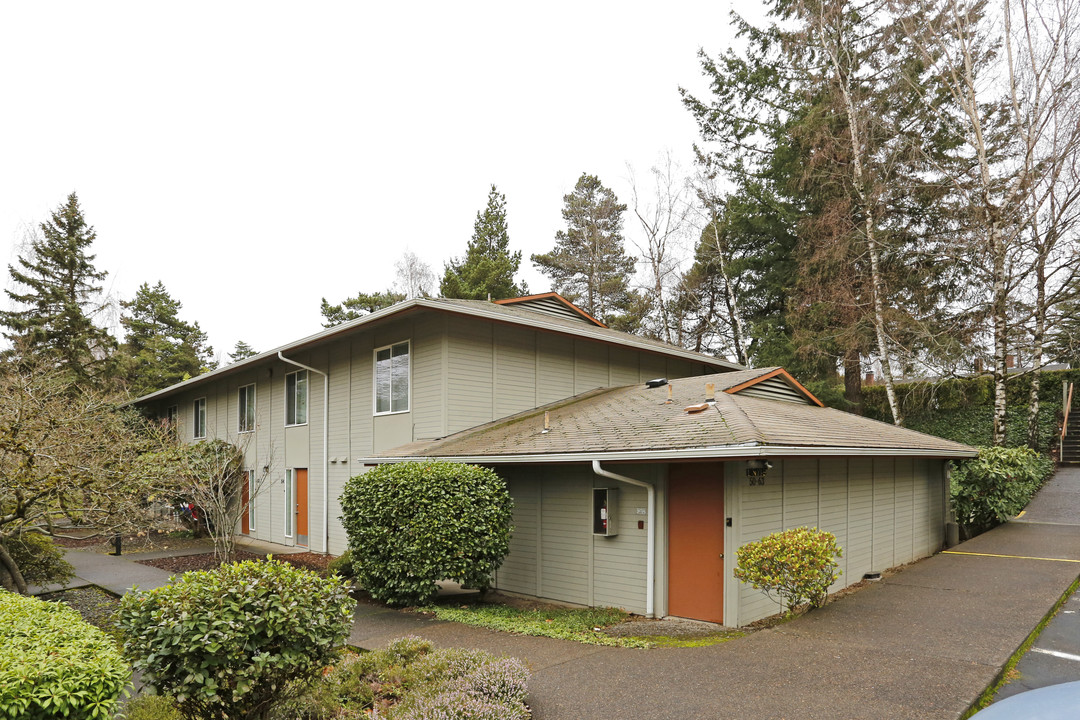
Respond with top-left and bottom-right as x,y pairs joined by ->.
592,461 -> 655,617
278,352 -> 329,554
358,444 -> 978,465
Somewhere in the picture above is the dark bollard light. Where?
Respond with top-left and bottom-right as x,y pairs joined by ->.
111,534 -> 122,556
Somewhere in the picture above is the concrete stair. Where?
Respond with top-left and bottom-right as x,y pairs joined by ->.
1062,407 -> 1080,464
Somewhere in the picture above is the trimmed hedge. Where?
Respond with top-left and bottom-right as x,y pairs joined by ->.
340,462 -> 514,606
0,590 -> 129,720
118,558 -> 355,720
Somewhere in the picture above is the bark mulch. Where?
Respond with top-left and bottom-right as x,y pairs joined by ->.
137,550 -> 335,575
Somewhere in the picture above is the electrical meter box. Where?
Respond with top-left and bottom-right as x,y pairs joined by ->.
592,488 -> 619,537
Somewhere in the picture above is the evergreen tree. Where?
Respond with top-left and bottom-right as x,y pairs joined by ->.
441,185 -> 527,300
1,193 -> 116,383
118,281 -> 215,396
532,173 -> 638,326
319,290 -> 405,328
228,340 -> 259,363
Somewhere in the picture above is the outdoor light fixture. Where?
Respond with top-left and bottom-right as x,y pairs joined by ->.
746,459 -> 773,478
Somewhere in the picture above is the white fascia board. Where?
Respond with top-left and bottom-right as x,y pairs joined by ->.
357,443 -> 978,465
130,297 -> 740,406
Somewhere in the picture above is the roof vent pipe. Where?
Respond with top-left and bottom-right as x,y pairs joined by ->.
706,382 -> 716,403
592,460 -> 655,618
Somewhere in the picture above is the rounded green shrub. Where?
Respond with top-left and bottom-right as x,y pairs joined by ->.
951,446 -> 1056,538
3,532 -> 74,587
117,558 -> 356,720
122,695 -> 182,720
734,526 -> 843,614
340,462 -> 513,606
0,590 -> 130,720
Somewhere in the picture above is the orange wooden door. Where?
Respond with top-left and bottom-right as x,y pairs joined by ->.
668,462 -> 725,623
296,469 -> 309,547
241,471 -> 250,535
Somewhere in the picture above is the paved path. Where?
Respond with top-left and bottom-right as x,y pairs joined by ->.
992,466 -> 1080,704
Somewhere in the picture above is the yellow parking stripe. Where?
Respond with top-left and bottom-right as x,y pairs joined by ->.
942,550 -> 1080,563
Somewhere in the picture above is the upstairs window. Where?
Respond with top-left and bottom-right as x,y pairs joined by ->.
193,398 -> 206,439
238,384 -> 256,433
374,341 -> 409,414
285,370 -> 308,426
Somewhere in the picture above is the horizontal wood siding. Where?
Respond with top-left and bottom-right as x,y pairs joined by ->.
738,459 -> 785,622
447,318 -> 494,433
736,377 -> 808,404
574,340 -> 608,394
498,473 -> 539,596
350,334 -> 374,455
872,457 -> 895,571
818,458 -> 849,589
893,457 -> 915,565
495,325 -> 538,418
539,473 -> 590,605
846,458 -> 874,581
537,333 -> 575,405
609,349 -> 640,386
327,343 -> 351,555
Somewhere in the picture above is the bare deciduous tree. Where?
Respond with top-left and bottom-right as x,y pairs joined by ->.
394,249 -> 437,299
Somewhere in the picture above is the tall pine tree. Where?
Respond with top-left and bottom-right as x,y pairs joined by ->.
1,193 -> 116,383
441,185 -> 527,300
118,281 -> 215,396
532,173 -> 638,327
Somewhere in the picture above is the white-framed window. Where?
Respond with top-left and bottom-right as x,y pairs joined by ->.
284,468 -> 294,538
243,469 -> 256,532
238,384 -> 256,433
193,398 -> 206,439
374,340 -> 410,414
285,370 -> 308,426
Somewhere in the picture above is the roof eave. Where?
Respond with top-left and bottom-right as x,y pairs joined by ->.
358,443 -> 978,465
130,297 -> 741,406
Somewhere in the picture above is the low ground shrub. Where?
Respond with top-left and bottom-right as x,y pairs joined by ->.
417,602 -> 650,648
117,558 -> 355,720
734,527 -> 843,614
327,549 -> 354,579
3,532 -> 74,587
121,695 -> 182,720
951,446 -> 1056,538
340,462 -> 513,606
0,590 -> 129,720
275,637 -> 530,720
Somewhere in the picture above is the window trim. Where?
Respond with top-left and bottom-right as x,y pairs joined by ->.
238,383 -> 256,433
193,397 -> 207,439
284,468 -> 294,538
244,469 -> 256,533
372,340 -> 411,416
284,370 -> 308,427
165,405 -> 178,426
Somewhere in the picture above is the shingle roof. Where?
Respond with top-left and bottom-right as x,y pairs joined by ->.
370,368 -> 976,461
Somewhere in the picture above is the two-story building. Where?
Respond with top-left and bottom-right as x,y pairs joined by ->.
135,293 -> 974,626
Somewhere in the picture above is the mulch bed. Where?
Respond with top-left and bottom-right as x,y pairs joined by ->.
137,551 -> 335,575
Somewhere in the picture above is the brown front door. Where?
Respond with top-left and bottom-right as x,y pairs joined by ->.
668,462 -> 725,623
295,469 -> 308,547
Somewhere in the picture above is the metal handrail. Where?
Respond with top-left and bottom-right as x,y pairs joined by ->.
1061,382 -> 1074,461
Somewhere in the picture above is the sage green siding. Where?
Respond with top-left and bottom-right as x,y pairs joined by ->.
141,307 -> 719,558
494,464 -> 652,615
730,457 -> 946,626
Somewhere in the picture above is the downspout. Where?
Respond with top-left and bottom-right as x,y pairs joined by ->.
592,460 -> 655,618
278,352 -> 329,554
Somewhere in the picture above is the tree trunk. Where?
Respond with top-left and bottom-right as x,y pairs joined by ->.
991,222 -> 1009,446
711,223 -> 750,366
0,541 -> 30,595
1028,249 -> 1048,449
844,348 -> 864,415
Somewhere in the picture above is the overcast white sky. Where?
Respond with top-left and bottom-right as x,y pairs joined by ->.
0,1 -> 760,359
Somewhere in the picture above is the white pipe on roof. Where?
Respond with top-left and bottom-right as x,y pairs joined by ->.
278,352 -> 329,555
592,460 -> 655,618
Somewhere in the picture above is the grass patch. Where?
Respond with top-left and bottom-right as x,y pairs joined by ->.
416,602 -> 654,648
961,574 -> 1080,718
624,630 -> 744,648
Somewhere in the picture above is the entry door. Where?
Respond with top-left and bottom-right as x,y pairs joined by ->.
668,462 -> 725,622
295,469 -> 309,547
